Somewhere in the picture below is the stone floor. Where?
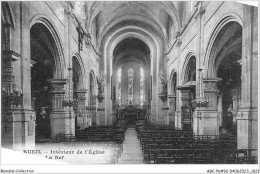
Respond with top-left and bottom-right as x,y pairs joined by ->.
117,128 -> 144,164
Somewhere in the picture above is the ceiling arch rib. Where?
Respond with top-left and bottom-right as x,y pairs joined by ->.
99,14 -> 166,43
88,1 -> 180,38
144,1 -> 180,30
103,29 -> 157,64
117,58 -> 148,70
103,29 -> 158,65
114,49 -> 150,66
101,21 -> 163,80
98,16 -> 166,50
100,22 -> 163,55
88,1 -> 123,31
89,1 -> 180,27
99,3 -> 167,37
113,37 -> 150,57
102,29 -> 161,81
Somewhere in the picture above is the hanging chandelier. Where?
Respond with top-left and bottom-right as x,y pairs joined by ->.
192,68 -> 208,108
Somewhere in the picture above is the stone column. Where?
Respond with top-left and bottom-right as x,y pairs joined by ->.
1,2 -> 35,150
2,50 -> 36,150
231,89 -> 241,126
150,76 -> 158,124
237,5 -> 258,152
180,90 -> 190,106
49,79 -> 75,138
104,55 -> 112,126
168,95 -> 176,126
195,78 -> 220,135
75,90 -> 88,129
180,90 -> 191,130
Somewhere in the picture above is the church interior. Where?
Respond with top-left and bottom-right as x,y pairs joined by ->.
1,1 -> 258,164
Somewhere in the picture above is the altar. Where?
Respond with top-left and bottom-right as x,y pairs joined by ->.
116,104 -> 146,124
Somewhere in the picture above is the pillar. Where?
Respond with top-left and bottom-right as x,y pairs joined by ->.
75,90 -> 88,129
232,90 -> 241,127
2,51 -> 35,150
168,95 -> 176,126
194,78 -> 220,135
180,90 -> 191,130
1,2 -> 35,150
237,5 -> 258,152
49,79 -> 75,138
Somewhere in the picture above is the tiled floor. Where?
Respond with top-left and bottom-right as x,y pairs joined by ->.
117,128 -> 144,164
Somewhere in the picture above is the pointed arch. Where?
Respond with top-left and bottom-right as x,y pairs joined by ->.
30,14 -> 66,79
1,2 -> 16,28
72,52 -> 87,90
181,51 -> 197,84
204,13 -> 243,78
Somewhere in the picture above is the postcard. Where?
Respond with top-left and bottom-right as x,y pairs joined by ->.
1,1 -> 259,173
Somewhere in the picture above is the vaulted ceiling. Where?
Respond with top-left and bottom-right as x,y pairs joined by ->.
69,1 -> 187,77
79,1 -> 185,50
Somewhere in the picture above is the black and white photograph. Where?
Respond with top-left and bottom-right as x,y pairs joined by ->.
1,1 -> 259,173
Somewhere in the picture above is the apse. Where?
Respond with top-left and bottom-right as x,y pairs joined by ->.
112,37 -> 151,106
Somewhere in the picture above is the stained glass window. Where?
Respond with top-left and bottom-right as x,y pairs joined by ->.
128,68 -> 134,104
117,68 -> 122,105
140,67 -> 144,105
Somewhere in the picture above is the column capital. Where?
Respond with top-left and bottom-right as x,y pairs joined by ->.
48,79 -> 67,93
168,94 -> 176,100
180,90 -> 190,96
180,90 -> 190,100
48,79 -> 68,84
2,50 -> 21,61
203,78 -> 221,110
75,89 -> 88,94
203,78 -> 221,94
203,78 -> 221,83
168,94 -> 176,98
76,89 -> 88,100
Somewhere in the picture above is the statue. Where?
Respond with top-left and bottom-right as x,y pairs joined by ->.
160,70 -> 168,93
97,74 -> 106,102
159,70 -> 168,102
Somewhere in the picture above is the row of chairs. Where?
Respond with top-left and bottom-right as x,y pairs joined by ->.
76,121 -> 127,143
137,122 -> 257,164
144,149 -> 257,164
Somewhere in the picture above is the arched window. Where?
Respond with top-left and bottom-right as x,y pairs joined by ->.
117,68 -> 122,104
140,67 -> 145,105
128,68 -> 134,104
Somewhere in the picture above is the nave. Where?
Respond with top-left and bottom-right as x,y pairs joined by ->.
117,127 -> 144,164
34,119 -> 257,164
1,2 -> 258,168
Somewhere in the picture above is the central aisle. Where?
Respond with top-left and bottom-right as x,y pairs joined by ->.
117,127 -> 144,164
